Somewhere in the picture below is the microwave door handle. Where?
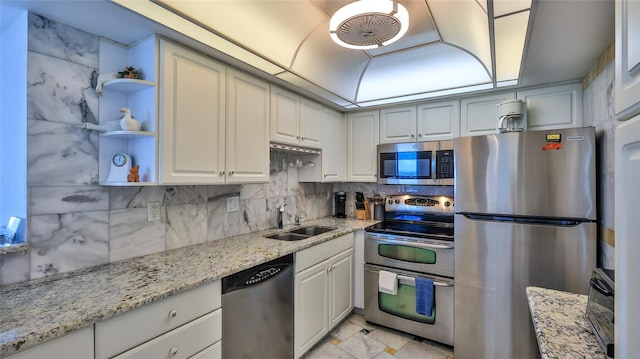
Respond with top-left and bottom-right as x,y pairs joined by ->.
369,236 -> 454,250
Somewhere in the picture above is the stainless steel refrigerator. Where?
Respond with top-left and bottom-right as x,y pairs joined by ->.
453,127 -> 597,359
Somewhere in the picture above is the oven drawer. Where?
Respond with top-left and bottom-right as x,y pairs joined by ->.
364,264 -> 454,346
365,233 -> 454,277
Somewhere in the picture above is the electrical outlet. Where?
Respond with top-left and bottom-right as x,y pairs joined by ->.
147,202 -> 161,222
226,196 -> 240,213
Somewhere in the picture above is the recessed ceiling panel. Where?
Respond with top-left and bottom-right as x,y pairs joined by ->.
495,10 -> 530,82
357,44 -> 492,102
292,21 -> 371,102
494,0 -> 531,17
155,0 -> 326,68
426,0 -> 492,74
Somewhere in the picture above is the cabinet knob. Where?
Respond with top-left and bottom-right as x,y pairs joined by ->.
296,135 -> 300,139
229,171 -> 234,175
170,348 -> 178,356
411,134 -> 415,137
220,171 -> 225,175
301,136 -> 305,140
169,310 -> 177,318
418,133 -> 422,137
324,174 -> 328,177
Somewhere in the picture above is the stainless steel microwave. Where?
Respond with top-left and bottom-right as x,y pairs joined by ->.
377,140 -> 454,186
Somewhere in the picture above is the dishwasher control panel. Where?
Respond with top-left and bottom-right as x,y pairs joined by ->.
246,267 -> 281,285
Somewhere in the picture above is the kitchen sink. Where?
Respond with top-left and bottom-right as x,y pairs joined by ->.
288,226 -> 337,236
265,226 -> 337,241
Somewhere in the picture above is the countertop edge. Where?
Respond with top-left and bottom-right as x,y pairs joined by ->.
0,217 -> 378,357
526,286 -> 606,359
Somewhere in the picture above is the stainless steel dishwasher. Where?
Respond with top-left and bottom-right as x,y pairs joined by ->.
222,254 -> 294,359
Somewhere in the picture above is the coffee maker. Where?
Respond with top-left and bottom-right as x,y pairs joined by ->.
334,192 -> 346,218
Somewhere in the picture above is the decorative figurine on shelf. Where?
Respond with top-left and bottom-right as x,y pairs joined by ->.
118,66 -> 140,79
94,66 -> 141,96
127,165 -> 140,182
119,107 -> 142,131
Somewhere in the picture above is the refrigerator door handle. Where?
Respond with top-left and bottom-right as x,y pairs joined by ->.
460,213 -> 583,226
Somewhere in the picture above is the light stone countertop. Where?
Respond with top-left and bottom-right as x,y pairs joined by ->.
0,217 -> 378,357
526,286 -> 607,359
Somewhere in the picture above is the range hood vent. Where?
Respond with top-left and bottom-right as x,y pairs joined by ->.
269,142 -> 321,155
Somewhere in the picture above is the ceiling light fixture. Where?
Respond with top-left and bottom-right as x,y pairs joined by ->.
329,0 -> 409,50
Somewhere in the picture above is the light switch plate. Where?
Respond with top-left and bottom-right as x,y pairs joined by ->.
226,196 -> 240,213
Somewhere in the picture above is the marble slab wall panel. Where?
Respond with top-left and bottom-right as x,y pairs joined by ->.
582,61 -> 616,269
27,120 -> 99,187
29,211 -> 109,279
165,203 -> 208,250
27,51 -> 98,126
28,13 -> 99,68
109,186 -> 168,210
109,208 -> 166,262
30,186 -> 109,215
0,252 -> 31,286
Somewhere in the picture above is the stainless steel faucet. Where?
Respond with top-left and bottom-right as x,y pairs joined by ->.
276,203 -> 287,229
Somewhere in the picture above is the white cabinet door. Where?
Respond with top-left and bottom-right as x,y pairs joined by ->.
461,92 -> 516,136
159,40 -> 226,184
321,108 -> 344,181
615,0 -> 640,117
615,114 -> 640,359
270,86 -> 299,146
517,83 -> 582,130
347,111 -> 379,182
299,98 -> 323,149
379,106 -> 416,144
329,248 -> 354,328
295,259 -> 330,359
7,327 -> 93,359
417,100 -> 460,141
226,69 -> 270,183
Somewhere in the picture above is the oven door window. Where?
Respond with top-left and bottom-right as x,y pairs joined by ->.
379,284 -> 435,324
378,244 -> 436,264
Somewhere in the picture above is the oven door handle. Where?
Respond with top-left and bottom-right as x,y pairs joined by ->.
368,236 -> 454,250
366,268 -> 453,287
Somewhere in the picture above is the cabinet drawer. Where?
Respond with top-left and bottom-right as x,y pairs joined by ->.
96,281 -> 221,359
191,341 -> 221,359
296,233 -> 354,273
112,309 -> 222,359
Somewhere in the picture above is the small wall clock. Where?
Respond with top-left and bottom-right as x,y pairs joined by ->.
106,153 -> 132,182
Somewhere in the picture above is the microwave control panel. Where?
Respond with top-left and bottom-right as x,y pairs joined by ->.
436,150 -> 454,179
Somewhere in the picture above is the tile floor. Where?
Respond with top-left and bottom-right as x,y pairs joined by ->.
303,313 -> 454,359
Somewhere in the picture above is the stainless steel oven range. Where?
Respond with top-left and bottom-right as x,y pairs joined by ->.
364,195 -> 454,346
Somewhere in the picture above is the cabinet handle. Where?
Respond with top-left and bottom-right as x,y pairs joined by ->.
170,347 -> 178,356
169,310 -> 177,318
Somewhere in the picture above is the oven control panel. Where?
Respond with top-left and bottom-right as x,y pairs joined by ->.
385,195 -> 454,214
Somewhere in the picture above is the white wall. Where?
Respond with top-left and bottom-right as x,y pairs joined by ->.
0,5 -> 28,242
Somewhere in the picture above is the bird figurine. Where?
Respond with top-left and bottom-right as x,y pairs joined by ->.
119,107 -> 142,131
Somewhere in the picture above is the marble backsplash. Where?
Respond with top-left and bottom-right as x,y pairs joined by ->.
0,14 -> 331,286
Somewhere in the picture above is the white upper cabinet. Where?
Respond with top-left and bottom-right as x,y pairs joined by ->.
227,68 -> 270,183
347,110 -> 379,182
379,106 -> 417,143
98,36 -> 157,186
298,107 -> 345,182
299,98 -> 323,148
615,0 -> 640,118
270,86 -> 300,145
417,100 -> 461,141
517,83 -> 583,130
159,40 -> 226,185
461,92 -> 516,136
270,86 -> 322,149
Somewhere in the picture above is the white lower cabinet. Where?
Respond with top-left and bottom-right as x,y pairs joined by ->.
95,281 -> 221,359
294,233 -> 354,358
6,327 -> 93,359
